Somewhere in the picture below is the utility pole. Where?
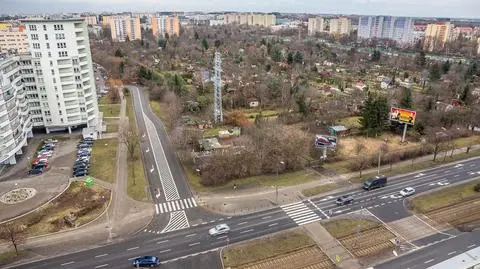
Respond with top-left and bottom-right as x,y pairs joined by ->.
213,51 -> 223,123
377,146 -> 382,175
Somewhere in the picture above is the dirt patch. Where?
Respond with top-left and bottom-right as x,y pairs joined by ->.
426,198 -> 480,229
12,181 -> 110,237
339,134 -> 420,158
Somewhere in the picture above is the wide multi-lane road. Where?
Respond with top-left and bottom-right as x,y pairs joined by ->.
9,150 -> 480,268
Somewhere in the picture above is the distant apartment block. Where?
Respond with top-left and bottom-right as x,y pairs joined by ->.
22,18 -> 99,133
329,17 -> 352,36
109,16 -> 142,42
101,15 -> 113,26
423,22 -> 454,51
308,17 -> 324,36
225,13 -> 276,27
151,15 -> 180,37
358,16 -> 414,45
0,53 -> 34,165
0,25 -> 29,54
83,15 -> 98,26
477,37 -> 480,55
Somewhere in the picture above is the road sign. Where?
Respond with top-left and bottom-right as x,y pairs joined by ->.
84,176 -> 94,187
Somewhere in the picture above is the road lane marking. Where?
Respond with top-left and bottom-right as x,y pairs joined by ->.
127,246 -> 139,251
156,240 -> 169,244
268,223 -> 278,227
128,256 -> 140,261
262,216 -> 272,219
240,229 -> 254,234
186,233 -> 196,237
95,254 -> 108,258
468,244 -> 476,248
61,261 -> 75,266
238,222 -> 248,225
95,264 -> 108,268
159,249 -> 171,253
309,199 -> 329,219
454,174 -> 460,177
216,235 -> 227,240
189,242 -> 200,246
424,259 -> 435,264
448,251 -> 457,255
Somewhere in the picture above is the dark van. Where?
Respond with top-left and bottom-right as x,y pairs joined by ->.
363,175 -> 387,190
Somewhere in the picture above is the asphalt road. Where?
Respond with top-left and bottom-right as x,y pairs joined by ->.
374,229 -> 480,269
8,155 -> 480,269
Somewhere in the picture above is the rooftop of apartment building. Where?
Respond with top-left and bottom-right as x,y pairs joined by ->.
20,17 -> 85,23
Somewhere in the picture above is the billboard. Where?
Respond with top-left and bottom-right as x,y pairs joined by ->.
314,135 -> 337,149
390,107 -> 416,125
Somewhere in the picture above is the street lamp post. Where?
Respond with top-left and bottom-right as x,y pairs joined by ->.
275,161 -> 285,204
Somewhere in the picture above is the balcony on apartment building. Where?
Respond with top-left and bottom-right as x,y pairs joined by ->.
57,59 -> 71,69
58,67 -> 74,77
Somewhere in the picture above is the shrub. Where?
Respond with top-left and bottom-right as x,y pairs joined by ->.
474,183 -> 480,192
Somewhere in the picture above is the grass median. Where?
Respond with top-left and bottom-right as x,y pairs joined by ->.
222,229 -> 314,268
89,139 -> 118,183
410,180 -> 480,213
323,218 -> 379,238
302,183 -> 337,197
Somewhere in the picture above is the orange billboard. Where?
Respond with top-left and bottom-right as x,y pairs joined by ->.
390,107 -> 416,125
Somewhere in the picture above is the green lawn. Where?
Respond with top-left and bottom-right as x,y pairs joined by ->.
222,230 -> 314,268
187,168 -> 319,193
202,125 -> 233,137
149,100 -> 169,125
0,251 -> 30,266
127,148 -> 148,201
335,116 -> 362,129
99,104 -> 121,117
454,136 -> 480,147
89,139 -> 118,183
410,180 -> 480,213
126,94 -> 135,124
302,183 -> 338,197
323,219 -> 380,238
106,124 -> 118,133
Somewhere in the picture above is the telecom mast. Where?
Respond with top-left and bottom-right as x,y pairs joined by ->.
213,51 -> 223,123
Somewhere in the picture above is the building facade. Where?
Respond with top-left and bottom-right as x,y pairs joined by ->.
0,53 -> 34,164
329,17 -> 352,36
308,17 -> 324,36
423,23 -> 454,51
0,25 -> 29,54
83,15 -> 98,26
358,16 -> 414,46
151,15 -> 180,37
109,16 -> 142,42
22,18 -> 99,133
225,13 -> 276,27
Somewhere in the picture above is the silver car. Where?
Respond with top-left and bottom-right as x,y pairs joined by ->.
208,224 -> 230,236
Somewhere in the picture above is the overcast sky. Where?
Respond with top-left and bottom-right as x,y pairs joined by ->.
1,0 -> 479,18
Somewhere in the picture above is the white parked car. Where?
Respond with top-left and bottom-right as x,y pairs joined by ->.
400,187 -> 416,197
208,224 -> 230,236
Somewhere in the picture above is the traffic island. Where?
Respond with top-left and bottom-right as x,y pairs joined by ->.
222,229 -> 334,269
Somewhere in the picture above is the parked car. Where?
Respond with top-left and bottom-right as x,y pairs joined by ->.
33,161 -> 48,169
132,256 -> 160,267
32,158 -> 48,165
73,169 -> 88,177
44,139 -> 58,144
73,165 -> 88,172
28,167 -> 43,175
336,195 -> 354,206
400,187 -> 416,197
208,224 -> 230,236
41,144 -> 55,150
77,144 -> 91,149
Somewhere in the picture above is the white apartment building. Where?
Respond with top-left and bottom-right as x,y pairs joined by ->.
0,26 -> 29,54
358,16 -> 414,46
308,17 -> 324,36
329,17 -> 352,36
0,53 -> 34,164
22,18 -> 99,134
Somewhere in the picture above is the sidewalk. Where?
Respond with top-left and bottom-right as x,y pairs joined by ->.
198,144 -> 480,215
2,87 -> 153,265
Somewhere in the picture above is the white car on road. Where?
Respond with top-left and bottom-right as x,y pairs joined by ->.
400,187 -> 416,197
209,224 -> 230,236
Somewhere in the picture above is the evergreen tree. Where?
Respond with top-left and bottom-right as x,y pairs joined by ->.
460,84 -> 470,104
294,51 -> 304,63
429,63 -> 441,81
270,45 -> 282,62
214,39 -> 221,48
119,61 -> 124,74
415,51 -> 426,67
287,52 -> 294,65
400,88 -> 413,108
441,60 -> 451,74
360,95 -> 389,137
194,31 -> 199,40
201,38 -> 209,51
114,48 -> 123,57
370,50 -> 381,61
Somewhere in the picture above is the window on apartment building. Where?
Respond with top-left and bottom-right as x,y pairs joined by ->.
58,51 -> 68,57
55,33 -> 65,40
43,25 -> 46,31
34,52 -> 42,58
57,42 -> 66,49
46,43 -> 50,49
76,84 -> 82,89
29,25 -> 37,31
48,52 -> 51,58
34,61 -> 40,67
52,78 -> 56,83
32,43 -> 40,49
80,107 -> 86,112
36,70 -> 43,76
56,94 -> 59,99
44,34 -> 48,40
51,70 -> 55,75
30,34 -> 38,40
39,86 -> 45,92
59,110 -> 62,115
74,68 -> 79,72
72,59 -> 78,65
50,61 -> 53,66
53,24 -> 64,31
75,76 -> 81,81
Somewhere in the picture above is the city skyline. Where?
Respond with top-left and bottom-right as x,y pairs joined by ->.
1,0 -> 479,19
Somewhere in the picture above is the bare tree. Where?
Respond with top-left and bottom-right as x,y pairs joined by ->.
428,131 -> 450,161
354,141 -> 366,156
120,129 -> 140,184
0,222 -> 25,255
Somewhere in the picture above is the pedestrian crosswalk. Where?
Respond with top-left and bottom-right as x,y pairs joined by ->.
281,201 -> 321,226
161,210 -> 190,233
155,197 -> 197,214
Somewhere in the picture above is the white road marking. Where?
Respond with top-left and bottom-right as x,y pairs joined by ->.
127,246 -> 139,251
186,233 -> 196,237
95,264 -> 109,268
162,210 -> 190,233
424,259 -> 435,264
189,242 -> 200,246
240,229 -> 254,234
95,254 -> 108,258
261,216 -> 272,219
268,223 -> 278,227
61,261 -> 75,266
238,222 -> 248,225
155,198 -> 199,214
155,204 -> 159,214
448,251 -> 457,255
468,244 -> 476,248
216,235 -> 227,240
159,249 -> 171,253
155,240 -> 169,244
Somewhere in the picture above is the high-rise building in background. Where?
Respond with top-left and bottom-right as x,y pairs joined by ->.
0,25 -> 29,53
101,15 -> 114,26
83,15 -> 98,26
225,13 -> 276,27
357,16 -> 414,46
477,37 -> 480,55
329,17 -> 352,36
109,16 -> 142,42
0,53 -> 34,165
308,17 -> 324,36
423,22 -> 454,51
151,15 -> 180,37
22,18 -> 99,134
